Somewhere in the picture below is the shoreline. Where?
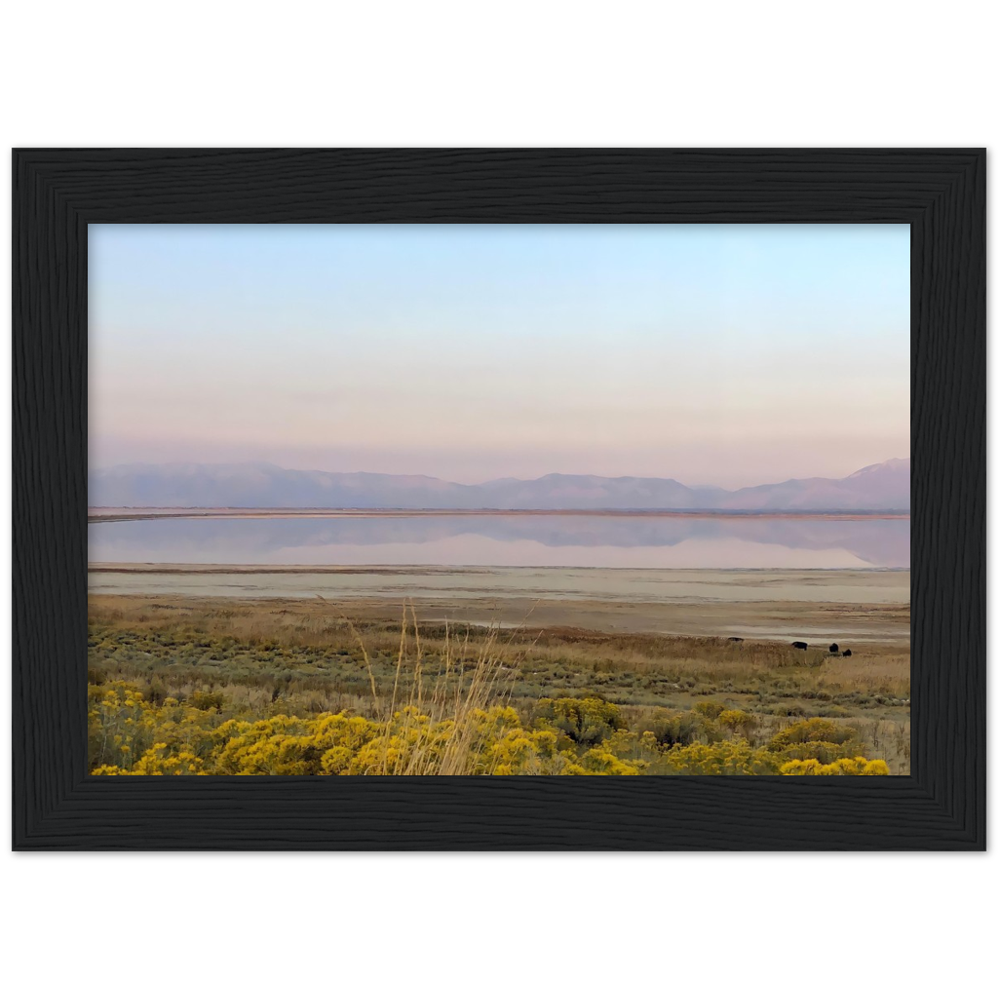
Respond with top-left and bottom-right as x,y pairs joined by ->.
88,562 -> 909,574
88,507 -> 910,524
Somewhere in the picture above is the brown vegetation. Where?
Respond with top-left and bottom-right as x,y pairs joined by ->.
88,593 -> 910,773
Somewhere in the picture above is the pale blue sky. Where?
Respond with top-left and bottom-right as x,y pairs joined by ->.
89,224 -> 909,488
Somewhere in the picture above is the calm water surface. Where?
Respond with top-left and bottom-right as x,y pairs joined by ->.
89,514 -> 909,569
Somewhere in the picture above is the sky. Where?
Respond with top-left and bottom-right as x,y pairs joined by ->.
89,224 -> 909,489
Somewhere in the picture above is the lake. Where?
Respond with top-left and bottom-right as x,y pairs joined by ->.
88,513 -> 909,570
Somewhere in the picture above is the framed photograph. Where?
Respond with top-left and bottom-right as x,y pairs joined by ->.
12,148 -> 984,850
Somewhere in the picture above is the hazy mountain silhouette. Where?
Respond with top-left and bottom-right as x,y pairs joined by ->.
90,458 -> 910,512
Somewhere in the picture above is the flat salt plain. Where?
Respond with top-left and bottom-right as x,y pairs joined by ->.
88,564 -> 910,645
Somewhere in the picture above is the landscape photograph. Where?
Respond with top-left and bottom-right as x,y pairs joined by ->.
87,223 -> 910,776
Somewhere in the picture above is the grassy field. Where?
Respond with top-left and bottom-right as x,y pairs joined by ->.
88,593 -> 910,775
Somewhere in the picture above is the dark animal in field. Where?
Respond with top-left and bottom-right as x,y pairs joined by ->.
727,637 -> 744,642
829,642 -> 839,653
842,648 -> 853,657
791,641 -> 808,650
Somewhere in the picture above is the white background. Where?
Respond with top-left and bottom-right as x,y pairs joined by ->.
0,0 -> 997,137
1,2 -> 995,996
0,855 -> 997,1000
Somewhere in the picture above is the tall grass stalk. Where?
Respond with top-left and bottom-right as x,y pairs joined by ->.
324,598 -> 538,775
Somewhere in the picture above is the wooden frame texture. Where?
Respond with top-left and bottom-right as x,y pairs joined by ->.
11,149 -> 986,850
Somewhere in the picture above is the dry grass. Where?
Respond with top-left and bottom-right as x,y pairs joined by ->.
88,592 -> 911,773
331,599 -> 539,775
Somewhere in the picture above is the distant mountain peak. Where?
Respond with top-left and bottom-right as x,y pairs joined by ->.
847,457 -> 910,478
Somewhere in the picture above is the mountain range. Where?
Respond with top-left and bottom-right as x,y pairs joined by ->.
89,458 -> 910,512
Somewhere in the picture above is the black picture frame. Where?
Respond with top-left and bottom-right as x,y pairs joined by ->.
12,148 -> 985,850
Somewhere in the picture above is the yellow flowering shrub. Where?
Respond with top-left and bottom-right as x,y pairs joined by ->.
94,744 -> 207,775
767,717 -> 868,764
88,685 -> 891,776
693,701 -> 727,720
467,729 -> 552,774
562,747 -> 645,775
658,740 -> 782,775
768,718 -> 860,751
213,713 -> 382,775
780,757 -> 891,776
349,708 -> 456,775
717,709 -> 757,738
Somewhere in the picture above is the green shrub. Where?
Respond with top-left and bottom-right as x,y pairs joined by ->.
640,710 -> 716,748
532,697 -> 625,746
190,689 -> 225,711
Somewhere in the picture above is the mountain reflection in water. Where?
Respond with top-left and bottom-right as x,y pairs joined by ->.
89,514 -> 909,569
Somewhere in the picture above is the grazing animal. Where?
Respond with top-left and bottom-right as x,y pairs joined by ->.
842,648 -> 853,657
727,637 -> 744,642
829,642 -> 839,653
791,641 -> 808,650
